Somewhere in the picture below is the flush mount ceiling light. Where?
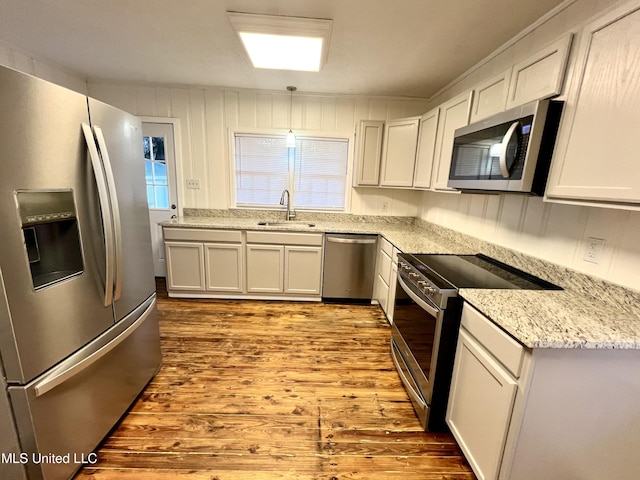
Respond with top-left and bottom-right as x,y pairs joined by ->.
227,12 -> 332,72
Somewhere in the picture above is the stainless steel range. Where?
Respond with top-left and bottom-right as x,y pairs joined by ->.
391,253 -> 560,431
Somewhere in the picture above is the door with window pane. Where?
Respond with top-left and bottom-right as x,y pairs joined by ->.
142,122 -> 178,277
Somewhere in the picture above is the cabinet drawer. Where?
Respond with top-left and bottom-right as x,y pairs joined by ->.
246,231 -> 322,246
379,236 -> 393,257
376,248 -> 392,286
164,228 -> 242,243
461,303 -> 524,378
391,246 -> 401,264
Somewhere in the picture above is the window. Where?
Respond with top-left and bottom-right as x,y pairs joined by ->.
143,135 -> 169,209
233,133 -> 349,210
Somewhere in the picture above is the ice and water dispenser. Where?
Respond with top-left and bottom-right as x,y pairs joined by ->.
17,190 -> 84,290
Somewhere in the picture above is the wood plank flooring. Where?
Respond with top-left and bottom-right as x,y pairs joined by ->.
74,282 -> 475,479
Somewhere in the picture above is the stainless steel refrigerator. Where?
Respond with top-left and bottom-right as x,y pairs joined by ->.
0,65 -> 162,480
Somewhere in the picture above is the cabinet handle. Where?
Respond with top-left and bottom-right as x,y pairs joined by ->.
499,121 -> 520,178
326,236 -> 377,245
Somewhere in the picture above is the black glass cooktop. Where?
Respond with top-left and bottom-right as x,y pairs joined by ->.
408,254 -> 561,291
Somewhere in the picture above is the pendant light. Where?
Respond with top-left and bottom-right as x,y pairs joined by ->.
286,86 -> 297,148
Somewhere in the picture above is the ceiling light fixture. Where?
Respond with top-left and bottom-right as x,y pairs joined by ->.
286,86 -> 297,148
227,12 -> 332,72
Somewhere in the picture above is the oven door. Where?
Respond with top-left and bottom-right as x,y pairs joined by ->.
390,273 -> 444,427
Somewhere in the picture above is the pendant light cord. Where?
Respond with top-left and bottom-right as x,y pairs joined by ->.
286,86 -> 297,148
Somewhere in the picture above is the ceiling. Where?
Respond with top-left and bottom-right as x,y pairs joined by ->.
0,0 -> 567,98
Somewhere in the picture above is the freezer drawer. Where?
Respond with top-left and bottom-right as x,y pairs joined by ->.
8,296 -> 161,480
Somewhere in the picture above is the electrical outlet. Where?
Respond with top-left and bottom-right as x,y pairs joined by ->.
583,237 -> 605,264
381,201 -> 389,213
186,179 -> 200,189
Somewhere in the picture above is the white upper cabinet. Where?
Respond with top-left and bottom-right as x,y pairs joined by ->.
470,69 -> 512,123
354,120 -> 384,186
413,108 -> 440,189
506,34 -> 573,109
431,91 -> 473,191
379,116 -> 421,187
546,1 -> 640,206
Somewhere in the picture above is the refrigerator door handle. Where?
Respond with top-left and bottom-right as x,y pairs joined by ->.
93,125 -> 124,302
33,298 -> 156,397
82,123 -> 115,307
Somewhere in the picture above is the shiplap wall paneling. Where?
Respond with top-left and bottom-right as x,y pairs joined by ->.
422,190 -> 640,291
89,82 -> 428,216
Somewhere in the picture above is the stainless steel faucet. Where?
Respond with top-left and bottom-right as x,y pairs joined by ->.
279,189 -> 296,221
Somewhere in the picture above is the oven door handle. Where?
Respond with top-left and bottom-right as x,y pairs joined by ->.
398,275 -> 440,317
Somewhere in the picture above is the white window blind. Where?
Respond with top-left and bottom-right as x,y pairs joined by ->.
234,133 -> 349,210
294,138 -> 348,209
235,136 -> 289,206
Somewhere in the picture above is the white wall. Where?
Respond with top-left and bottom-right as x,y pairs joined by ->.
0,39 -> 87,93
418,0 -> 640,291
87,82 -> 427,216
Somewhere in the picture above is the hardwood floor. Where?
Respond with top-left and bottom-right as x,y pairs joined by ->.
75,282 -> 475,479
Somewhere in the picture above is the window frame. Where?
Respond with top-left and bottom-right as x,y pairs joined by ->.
228,127 -> 354,212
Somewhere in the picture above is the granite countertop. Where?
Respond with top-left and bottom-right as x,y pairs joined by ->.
161,214 -> 640,351
161,215 -> 473,255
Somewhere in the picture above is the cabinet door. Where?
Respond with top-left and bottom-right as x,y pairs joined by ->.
547,3 -> 640,204
431,91 -> 473,191
379,117 -> 420,187
506,34 -> 572,109
204,243 -> 244,293
470,69 -> 511,123
373,243 -> 392,314
386,261 -> 398,323
284,246 -> 323,295
246,244 -> 284,293
447,329 -> 518,480
413,108 -> 440,189
165,241 -> 205,291
354,120 -> 384,186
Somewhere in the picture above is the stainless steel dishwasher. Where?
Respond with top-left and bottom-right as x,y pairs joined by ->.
322,234 -> 378,300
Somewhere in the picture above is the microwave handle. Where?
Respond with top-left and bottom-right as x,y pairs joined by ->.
499,121 -> 520,178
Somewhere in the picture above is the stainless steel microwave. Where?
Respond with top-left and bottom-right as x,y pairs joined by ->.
448,99 -> 563,195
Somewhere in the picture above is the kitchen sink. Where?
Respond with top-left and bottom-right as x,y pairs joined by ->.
257,221 -> 316,227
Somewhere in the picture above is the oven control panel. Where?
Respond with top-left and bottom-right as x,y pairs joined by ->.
398,260 -> 443,306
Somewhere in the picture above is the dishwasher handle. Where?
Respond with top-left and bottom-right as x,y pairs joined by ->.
326,236 -> 377,245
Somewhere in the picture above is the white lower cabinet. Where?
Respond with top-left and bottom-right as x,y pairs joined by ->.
284,246 -> 323,295
447,329 -> 518,480
246,244 -> 284,294
165,241 -> 206,291
164,228 -> 323,300
247,243 -> 325,295
373,237 -> 400,322
448,302 -> 640,480
204,243 -> 244,292
246,231 -> 323,300
164,228 -> 244,296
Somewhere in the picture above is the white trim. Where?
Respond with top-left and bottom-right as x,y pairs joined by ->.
228,126 -> 354,212
139,116 -> 184,218
168,292 -> 322,302
428,0 -> 578,102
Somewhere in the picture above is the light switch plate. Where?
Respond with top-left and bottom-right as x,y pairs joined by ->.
186,179 -> 200,189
